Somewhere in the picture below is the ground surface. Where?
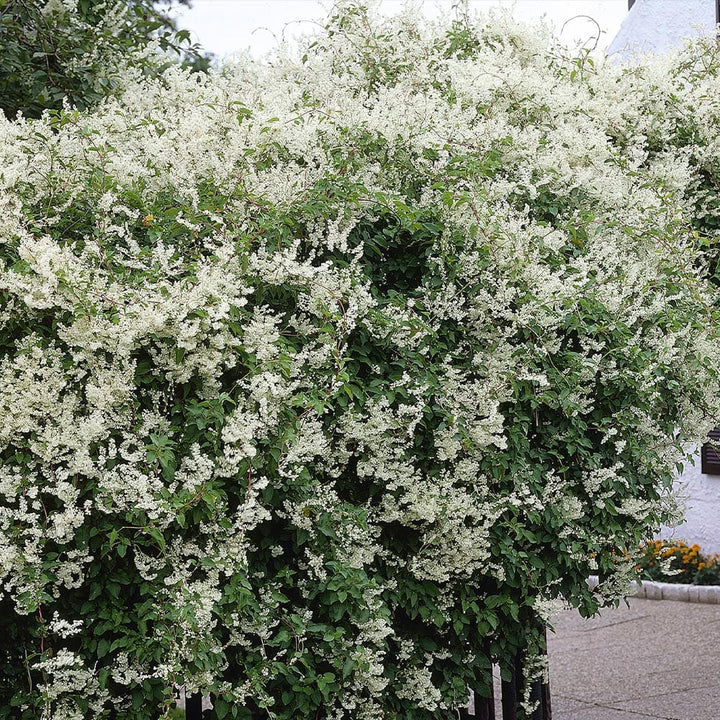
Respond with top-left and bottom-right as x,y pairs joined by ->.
547,598 -> 720,720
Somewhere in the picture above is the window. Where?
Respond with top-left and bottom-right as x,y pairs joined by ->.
701,428 -> 720,475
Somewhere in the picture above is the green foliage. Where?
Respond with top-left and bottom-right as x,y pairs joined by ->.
0,0 -> 210,119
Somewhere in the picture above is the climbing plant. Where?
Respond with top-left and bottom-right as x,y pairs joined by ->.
1,3 -> 720,718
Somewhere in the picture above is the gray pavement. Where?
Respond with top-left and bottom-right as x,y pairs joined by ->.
547,598 -> 720,720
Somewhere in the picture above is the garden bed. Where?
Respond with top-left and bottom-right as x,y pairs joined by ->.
588,540 -> 720,603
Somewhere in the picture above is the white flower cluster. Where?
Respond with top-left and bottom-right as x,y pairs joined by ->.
2,3 -> 720,717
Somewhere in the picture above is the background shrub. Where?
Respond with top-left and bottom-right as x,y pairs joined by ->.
635,540 -> 720,585
0,0 -> 209,120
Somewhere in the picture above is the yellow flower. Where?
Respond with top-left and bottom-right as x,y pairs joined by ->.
142,214 -> 155,226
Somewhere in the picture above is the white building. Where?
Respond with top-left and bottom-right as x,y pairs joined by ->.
609,0 -> 720,553
608,0 -> 716,59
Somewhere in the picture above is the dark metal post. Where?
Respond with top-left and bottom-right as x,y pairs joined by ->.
460,680 -> 496,719
528,679 -> 552,720
499,631 -> 552,720
500,653 -> 521,720
474,688 -> 496,720
542,681 -> 553,720
460,664 -> 496,720
531,626 -> 553,719
186,692 -> 203,720
541,625 -> 553,720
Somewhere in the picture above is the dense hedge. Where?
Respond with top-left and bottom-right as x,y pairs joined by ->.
2,4 -> 720,719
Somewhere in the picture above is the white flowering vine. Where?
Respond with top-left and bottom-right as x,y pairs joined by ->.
1,3 -> 720,719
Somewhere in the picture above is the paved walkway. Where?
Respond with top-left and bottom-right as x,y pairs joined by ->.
547,598 -> 720,720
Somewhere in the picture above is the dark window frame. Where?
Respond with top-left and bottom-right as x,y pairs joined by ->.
702,428 -> 720,474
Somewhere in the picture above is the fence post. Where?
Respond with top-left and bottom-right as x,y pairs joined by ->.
500,653 -> 521,720
533,626 -> 552,720
186,692 -> 204,720
528,678 -> 552,720
473,689 -> 496,720
498,626 -> 552,720
460,664 -> 496,720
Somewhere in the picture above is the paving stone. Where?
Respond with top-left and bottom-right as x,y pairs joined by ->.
553,702 -> 673,720
547,598 -> 720,719
616,687 -> 720,720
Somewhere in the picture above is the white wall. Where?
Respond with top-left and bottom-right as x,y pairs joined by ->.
662,457 -> 720,555
608,0 -> 715,59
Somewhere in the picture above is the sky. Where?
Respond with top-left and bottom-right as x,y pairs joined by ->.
172,0 -> 630,59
